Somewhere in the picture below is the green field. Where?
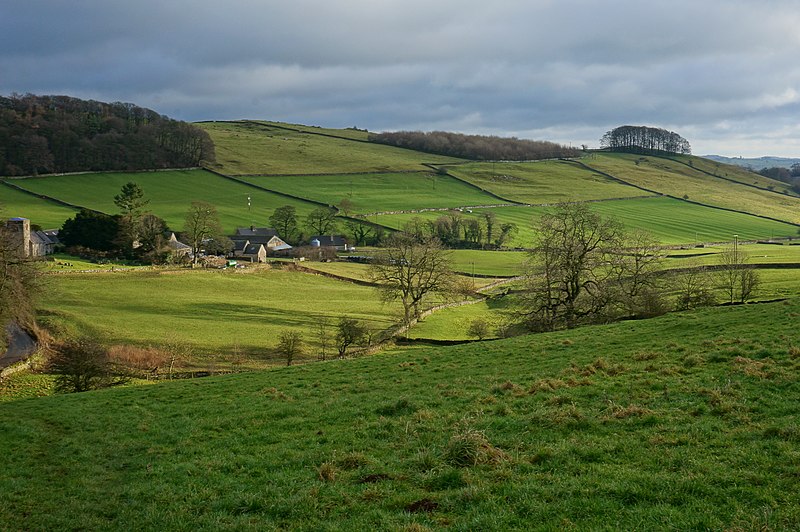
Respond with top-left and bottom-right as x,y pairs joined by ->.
376,197 -> 799,247
588,153 -> 800,224
448,249 -> 526,277
671,154 -> 798,195
256,121 -> 371,141
0,182 -> 79,229
8,169 -> 321,233
237,171 -> 500,214
664,242 -> 800,266
38,268 -> 396,368
445,159 -> 651,204
199,121 -> 461,175
409,298 -> 512,341
2,299 -> 799,529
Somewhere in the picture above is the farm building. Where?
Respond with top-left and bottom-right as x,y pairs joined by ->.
230,226 -> 291,262
166,233 -> 192,258
4,217 -> 59,257
310,235 -> 351,251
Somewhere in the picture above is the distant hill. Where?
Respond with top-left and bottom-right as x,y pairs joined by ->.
0,94 -> 215,176
703,154 -> 800,171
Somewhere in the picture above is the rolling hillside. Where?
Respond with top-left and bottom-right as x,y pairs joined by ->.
1,300 -> 798,529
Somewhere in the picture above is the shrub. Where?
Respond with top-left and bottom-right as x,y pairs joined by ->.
48,338 -> 128,393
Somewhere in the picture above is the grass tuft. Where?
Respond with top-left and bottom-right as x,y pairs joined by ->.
444,429 -> 508,467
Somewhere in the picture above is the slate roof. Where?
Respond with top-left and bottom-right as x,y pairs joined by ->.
310,235 -> 348,247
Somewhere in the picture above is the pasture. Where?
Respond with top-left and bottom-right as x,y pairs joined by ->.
237,171 -> 500,214
198,121 -> 461,175
445,159 -> 650,204
375,196 -> 798,247
588,153 -> 800,224
666,154 -> 798,195
37,268 -> 396,369
8,169 -> 320,233
0,182 -> 78,229
2,299 -> 799,529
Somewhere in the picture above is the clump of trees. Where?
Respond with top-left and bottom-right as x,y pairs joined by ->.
402,212 -> 516,249
369,130 -> 580,161
517,202 -> 759,332
600,125 -> 691,155
0,94 -> 215,176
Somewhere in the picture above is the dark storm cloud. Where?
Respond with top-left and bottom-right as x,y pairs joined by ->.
2,0 -> 800,155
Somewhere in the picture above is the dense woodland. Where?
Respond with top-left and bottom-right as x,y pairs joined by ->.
369,130 -> 580,161
0,94 -> 215,176
600,125 -> 691,155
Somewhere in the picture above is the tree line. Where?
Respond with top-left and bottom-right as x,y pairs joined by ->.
368,130 -> 580,161
600,125 -> 691,155
0,94 -> 215,176
758,164 -> 800,194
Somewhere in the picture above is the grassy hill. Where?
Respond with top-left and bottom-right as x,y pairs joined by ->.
0,182 -> 79,229
6,169 -> 320,233
198,121 -> 461,175
1,299 -> 798,529
374,197 -> 798,247
586,153 -> 800,224
236,171 -> 500,214
443,159 -> 652,204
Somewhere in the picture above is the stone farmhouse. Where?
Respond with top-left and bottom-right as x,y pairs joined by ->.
4,217 -> 59,257
230,226 -> 292,263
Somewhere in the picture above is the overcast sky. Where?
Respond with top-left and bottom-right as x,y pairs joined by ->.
2,1 -> 800,156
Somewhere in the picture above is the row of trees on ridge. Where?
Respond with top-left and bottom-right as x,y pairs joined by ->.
600,125 -> 691,155
369,130 -> 580,160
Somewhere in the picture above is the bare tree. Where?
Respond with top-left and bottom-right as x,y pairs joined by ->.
316,316 -> 331,361
519,202 -> 623,330
49,338 -> 127,393
336,317 -> 366,358
269,205 -> 298,244
276,331 -> 304,366
717,245 -> 760,303
369,233 -> 456,332
609,229 -> 667,318
183,201 -> 227,264
673,262 -> 717,310
305,207 -> 338,236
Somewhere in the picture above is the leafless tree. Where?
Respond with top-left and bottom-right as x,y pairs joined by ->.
182,201 -> 227,264
519,202 -> 623,330
276,331 -> 304,366
609,229 -> 667,318
335,317 -> 366,358
369,233 -> 456,332
305,207 -> 338,236
717,245 -> 760,303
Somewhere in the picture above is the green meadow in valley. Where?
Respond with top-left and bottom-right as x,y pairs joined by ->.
37,268 -> 396,369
